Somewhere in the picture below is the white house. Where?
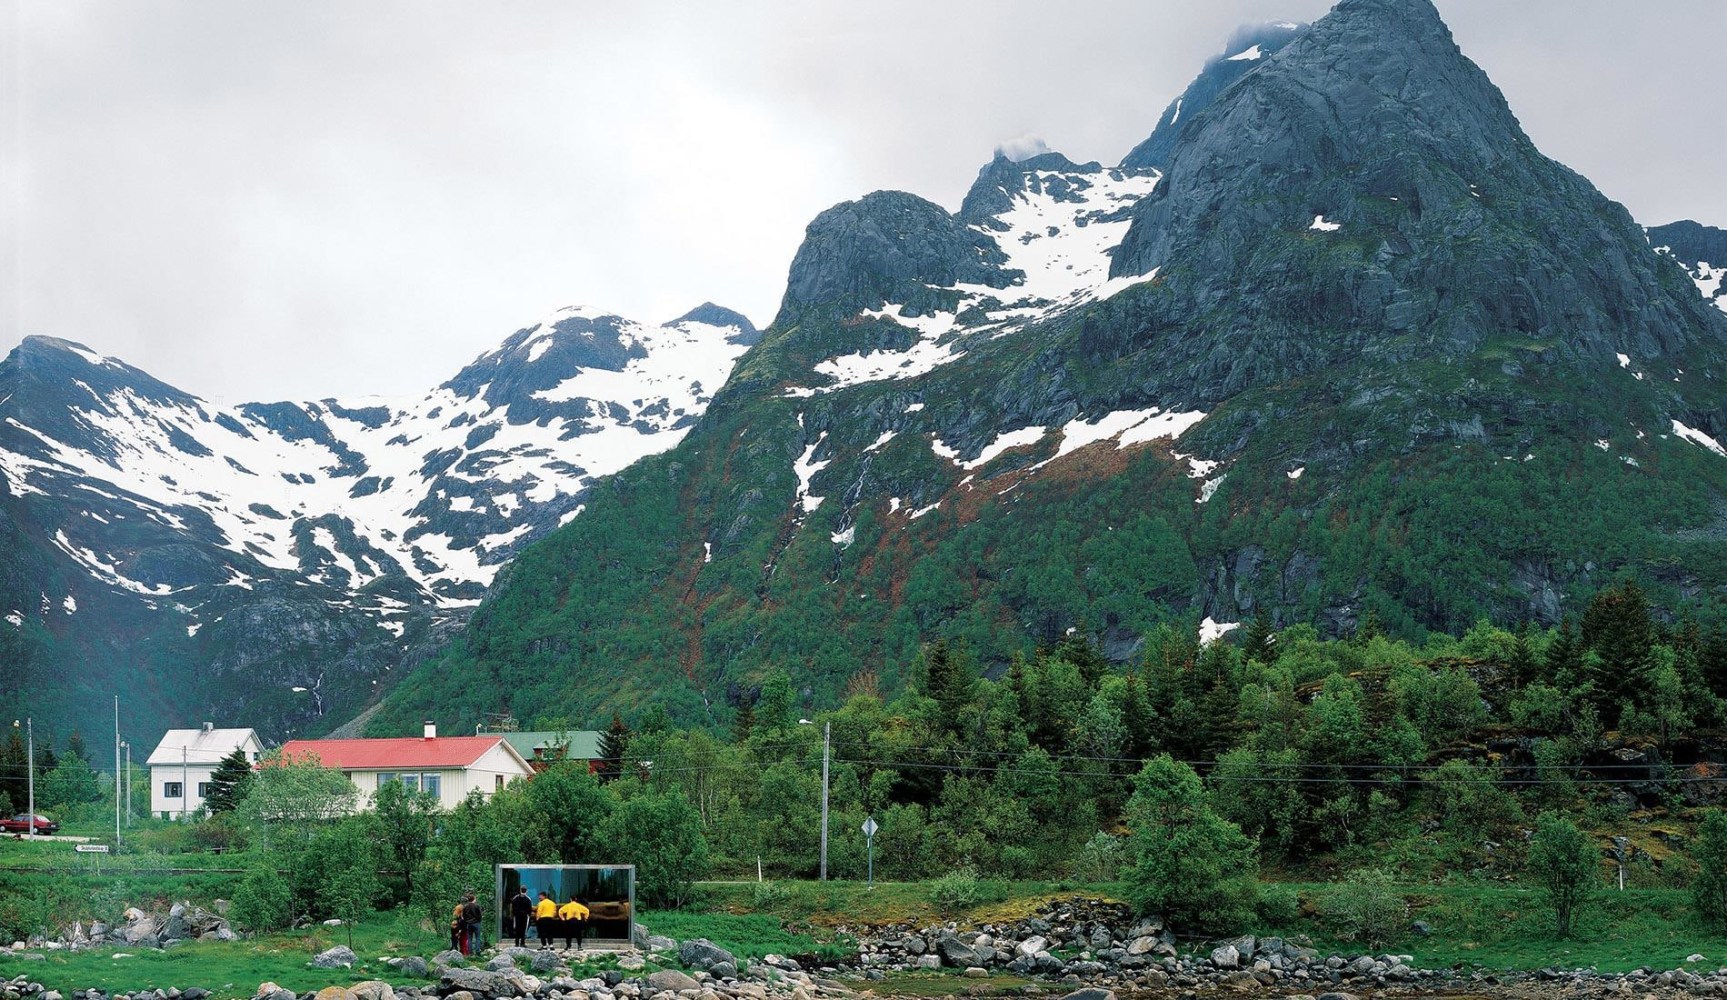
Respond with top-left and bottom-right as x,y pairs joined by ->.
276,722 -> 534,810
147,724 -> 264,819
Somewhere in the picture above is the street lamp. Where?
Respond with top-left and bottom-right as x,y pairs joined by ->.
798,719 -> 831,880
12,719 -> 33,841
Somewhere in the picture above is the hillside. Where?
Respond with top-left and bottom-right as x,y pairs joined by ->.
0,306 -> 756,739
364,0 -> 1727,734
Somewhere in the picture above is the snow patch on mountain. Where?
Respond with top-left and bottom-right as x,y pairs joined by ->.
0,307 -> 753,609
787,164 -> 1161,395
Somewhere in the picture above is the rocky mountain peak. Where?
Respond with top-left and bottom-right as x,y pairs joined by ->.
671,303 -> 761,343
1097,0 -> 1724,402
1120,20 -> 1305,171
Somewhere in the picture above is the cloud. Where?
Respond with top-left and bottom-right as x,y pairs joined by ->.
994,134 -> 1052,163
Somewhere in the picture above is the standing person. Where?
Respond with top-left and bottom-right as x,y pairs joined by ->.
461,892 -> 483,955
558,895 -> 590,951
510,885 -> 533,949
534,890 -> 557,949
452,899 -> 468,955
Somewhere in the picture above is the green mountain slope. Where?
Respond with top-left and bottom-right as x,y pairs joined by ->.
364,0 -> 1727,733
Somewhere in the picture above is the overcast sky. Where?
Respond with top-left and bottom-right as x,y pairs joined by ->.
4,0 -> 1724,403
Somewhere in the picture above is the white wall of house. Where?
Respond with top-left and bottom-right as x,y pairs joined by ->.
346,748 -> 532,811
147,729 -> 264,819
150,762 -> 219,819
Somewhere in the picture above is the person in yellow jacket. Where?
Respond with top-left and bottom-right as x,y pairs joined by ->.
558,896 -> 591,950
533,890 -> 558,948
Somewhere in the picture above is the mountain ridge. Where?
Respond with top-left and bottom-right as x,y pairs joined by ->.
358,0 -> 1727,736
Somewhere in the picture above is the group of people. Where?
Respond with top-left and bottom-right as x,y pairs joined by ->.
449,892 -> 484,955
508,886 -> 591,950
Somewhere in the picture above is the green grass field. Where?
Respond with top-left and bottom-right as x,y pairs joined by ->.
4,852 -> 1724,993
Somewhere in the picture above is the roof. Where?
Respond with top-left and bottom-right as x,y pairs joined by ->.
277,736 -> 527,771
146,728 -> 261,767
498,730 -> 604,761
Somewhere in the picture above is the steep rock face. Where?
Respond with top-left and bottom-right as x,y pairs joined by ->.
1120,21 -> 1306,171
0,305 -> 754,739
1650,221 -> 1727,314
1105,0 -> 1724,405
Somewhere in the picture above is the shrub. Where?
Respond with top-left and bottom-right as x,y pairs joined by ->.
930,863 -> 981,915
1326,866 -> 1407,948
231,861 -> 292,933
1527,812 -> 1598,937
1075,831 -> 1123,882
1692,809 -> 1727,932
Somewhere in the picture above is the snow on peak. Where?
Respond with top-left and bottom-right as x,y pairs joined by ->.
1310,215 -> 1341,232
782,163 -> 1162,395
1226,44 -> 1264,61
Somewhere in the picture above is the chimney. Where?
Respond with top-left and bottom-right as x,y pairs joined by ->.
202,722 -> 214,733
423,721 -> 436,740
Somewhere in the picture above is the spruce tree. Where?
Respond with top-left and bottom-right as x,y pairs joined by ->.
65,729 -> 88,763
732,697 -> 756,745
1241,610 -> 1278,665
1581,580 -> 1655,715
1546,617 -> 1585,692
596,713 -> 631,783
205,746 -> 255,813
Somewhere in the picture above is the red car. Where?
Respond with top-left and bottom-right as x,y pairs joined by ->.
1,813 -> 59,835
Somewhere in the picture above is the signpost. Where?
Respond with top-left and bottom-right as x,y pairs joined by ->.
77,843 -> 111,875
861,816 -> 878,890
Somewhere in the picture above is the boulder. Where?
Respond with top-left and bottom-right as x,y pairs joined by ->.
1210,944 -> 1241,969
529,949 -> 560,973
431,948 -> 464,967
440,968 -> 523,997
310,946 -> 357,970
1125,936 -> 1157,956
349,983 -> 394,1000
647,970 -> 701,993
708,961 -> 738,980
646,935 -> 677,953
1059,990 -> 1116,1000
679,938 -> 737,971
396,956 -> 430,978
937,936 -> 982,968
1017,936 -> 1048,957
312,988 -> 355,1000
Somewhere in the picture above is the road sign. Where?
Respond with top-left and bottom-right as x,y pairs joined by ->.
75,844 -> 111,853
862,816 -> 878,889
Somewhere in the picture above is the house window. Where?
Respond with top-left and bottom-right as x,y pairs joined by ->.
495,774 -> 505,791
376,771 -> 396,786
197,782 -> 211,799
422,773 -> 441,798
163,782 -> 182,799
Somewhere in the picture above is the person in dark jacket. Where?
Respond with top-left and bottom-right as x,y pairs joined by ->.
510,886 -> 533,948
461,892 -> 483,954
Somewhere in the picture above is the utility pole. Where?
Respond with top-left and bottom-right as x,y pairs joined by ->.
819,721 -> 830,881
182,745 -> 189,821
121,742 -> 131,827
16,718 -> 35,841
114,696 -> 121,846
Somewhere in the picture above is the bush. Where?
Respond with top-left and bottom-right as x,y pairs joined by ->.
1254,884 -> 1302,926
751,880 -> 790,908
929,863 -> 981,915
1527,812 -> 1598,937
231,861 -> 292,933
1692,809 -> 1727,932
1122,756 -> 1259,933
1326,866 -> 1407,948
1075,831 -> 1123,882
